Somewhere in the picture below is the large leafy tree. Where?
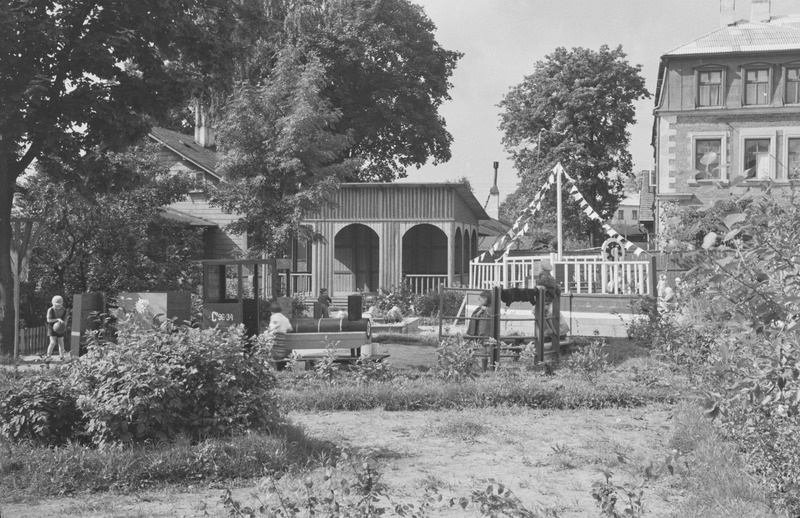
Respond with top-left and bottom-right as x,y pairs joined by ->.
499,45 -> 650,245
212,47 -> 359,254
17,147 -> 202,325
0,0 -> 237,354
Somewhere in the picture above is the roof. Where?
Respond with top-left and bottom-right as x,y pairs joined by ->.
664,15 -> 800,57
619,193 -> 640,208
158,207 -> 218,227
340,182 -> 490,220
479,218 -> 512,236
639,188 -> 655,223
148,127 -> 219,178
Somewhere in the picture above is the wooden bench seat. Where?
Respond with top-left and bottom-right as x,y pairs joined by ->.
272,331 -> 388,370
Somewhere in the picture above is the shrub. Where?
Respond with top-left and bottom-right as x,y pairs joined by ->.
565,339 -> 609,384
66,319 -> 280,444
413,287 -> 465,318
0,375 -> 83,445
434,337 -> 479,382
374,283 -> 415,314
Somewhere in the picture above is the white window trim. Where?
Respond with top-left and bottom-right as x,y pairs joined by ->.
739,129 -> 777,181
741,65 -> 773,107
689,131 -> 728,182
782,132 -> 800,182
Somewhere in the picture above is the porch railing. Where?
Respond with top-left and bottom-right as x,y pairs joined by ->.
290,273 -> 313,297
469,254 -> 651,295
404,274 -> 448,294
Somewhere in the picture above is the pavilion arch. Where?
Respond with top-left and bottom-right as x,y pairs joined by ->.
333,224 -> 379,293
471,229 -> 479,260
454,228 -> 463,276
463,230 -> 471,283
402,224 -> 448,277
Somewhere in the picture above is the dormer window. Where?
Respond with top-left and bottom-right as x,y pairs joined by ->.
744,68 -> 770,105
697,70 -> 723,106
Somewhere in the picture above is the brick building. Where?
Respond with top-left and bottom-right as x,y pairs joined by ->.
652,0 -> 800,239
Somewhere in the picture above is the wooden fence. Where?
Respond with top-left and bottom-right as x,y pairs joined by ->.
18,325 -> 51,356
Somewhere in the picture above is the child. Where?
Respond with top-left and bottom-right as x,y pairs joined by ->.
46,295 -> 69,360
317,288 -> 332,318
268,301 -> 293,335
466,290 -> 493,337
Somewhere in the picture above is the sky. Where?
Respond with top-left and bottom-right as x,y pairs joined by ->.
399,0 -> 800,208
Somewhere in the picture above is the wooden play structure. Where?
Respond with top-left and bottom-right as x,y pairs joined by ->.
438,285 -> 565,368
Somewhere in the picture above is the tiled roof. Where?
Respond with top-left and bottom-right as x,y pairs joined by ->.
148,127 -> 218,177
665,16 -> 800,56
158,207 -> 218,227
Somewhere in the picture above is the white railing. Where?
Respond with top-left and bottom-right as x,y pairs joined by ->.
290,273 -> 313,297
404,274 -> 448,294
469,254 -> 651,295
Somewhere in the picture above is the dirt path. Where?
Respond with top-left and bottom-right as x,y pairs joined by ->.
1,404 -> 679,518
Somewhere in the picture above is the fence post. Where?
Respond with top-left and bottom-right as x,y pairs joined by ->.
649,255 -> 658,296
437,283 -> 444,341
491,285 -> 502,368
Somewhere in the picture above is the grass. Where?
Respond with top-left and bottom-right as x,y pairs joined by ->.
371,332 -> 438,345
667,403 -> 782,518
276,369 -> 679,412
0,422 -> 334,500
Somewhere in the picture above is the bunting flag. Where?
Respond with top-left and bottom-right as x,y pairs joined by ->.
479,162 -> 648,261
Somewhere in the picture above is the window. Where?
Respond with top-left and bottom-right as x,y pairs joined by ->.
698,70 -> 723,106
695,138 -> 722,179
788,137 -> 800,180
744,69 -> 770,105
632,210 -> 638,220
743,138 -> 771,179
617,210 -> 625,220
787,68 -> 800,104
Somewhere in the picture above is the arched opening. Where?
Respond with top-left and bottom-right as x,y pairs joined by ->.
463,230 -> 471,284
454,228 -> 463,277
333,224 -> 379,294
402,224 -> 447,293
471,229 -> 479,261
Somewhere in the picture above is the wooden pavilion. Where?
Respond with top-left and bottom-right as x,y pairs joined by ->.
293,183 -> 490,298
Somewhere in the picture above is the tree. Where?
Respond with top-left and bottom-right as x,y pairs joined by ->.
499,45 -> 650,246
16,146 -> 202,325
0,0 -> 238,355
211,47 -> 359,254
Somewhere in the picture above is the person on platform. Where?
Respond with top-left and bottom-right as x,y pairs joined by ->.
536,262 -> 560,336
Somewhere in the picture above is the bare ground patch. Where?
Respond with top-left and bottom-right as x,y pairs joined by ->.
1,404 -> 679,517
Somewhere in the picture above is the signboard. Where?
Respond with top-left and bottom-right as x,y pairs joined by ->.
203,303 -> 243,330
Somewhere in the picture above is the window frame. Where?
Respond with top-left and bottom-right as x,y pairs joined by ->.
617,209 -> 625,221
741,64 -> 773,107
739,130 -> 776,181
783,61 -> 800,105
690,132 -> 728,182
782,133 -> 800,181
632,210 -> 638,221
694,65 -> 726,108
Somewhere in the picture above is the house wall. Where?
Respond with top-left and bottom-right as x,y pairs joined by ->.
654,51 -> 800,238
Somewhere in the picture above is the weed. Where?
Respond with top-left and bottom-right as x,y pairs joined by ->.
565,338 -> 609,384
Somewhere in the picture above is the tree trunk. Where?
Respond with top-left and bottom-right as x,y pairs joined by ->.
0,153 -> 18,357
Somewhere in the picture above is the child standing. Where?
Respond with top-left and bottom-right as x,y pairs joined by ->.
467,290 -> 493,337
317,288 -> 332,318
46,295 -> 69,360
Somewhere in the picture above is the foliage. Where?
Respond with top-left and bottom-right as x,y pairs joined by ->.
0,423 -> 329,497
565,338 -> 609,384
352,357 -> 394,385
295,0 -> 463,181
414,286 -> 465,318
0,375 -> 83,445
15,146 -> 202,325
374,283 -> 416,315
434,337 -> 479,382
498,45 -> 650,244
0,0 -> 240,355
591,470 -> 645,518
212,46 -> 359,253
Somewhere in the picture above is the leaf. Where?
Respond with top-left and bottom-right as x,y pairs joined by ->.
724,213 -> 746,229
702,232 -> 718,249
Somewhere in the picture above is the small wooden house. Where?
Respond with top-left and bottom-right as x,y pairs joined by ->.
298,183 -> 489,297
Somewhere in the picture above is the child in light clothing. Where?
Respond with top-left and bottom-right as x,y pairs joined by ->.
46,295 -> 69,360
268,302 -> 293,334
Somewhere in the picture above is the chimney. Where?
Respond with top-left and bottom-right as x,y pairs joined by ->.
194,100 -> 216,149
721,0 -> 736,26
487,161 -> 500,220
750,0 -> 771,23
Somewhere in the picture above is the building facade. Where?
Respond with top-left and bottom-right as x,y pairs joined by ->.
652,0 -> 800,239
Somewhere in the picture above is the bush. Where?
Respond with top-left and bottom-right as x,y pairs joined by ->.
64,319 -> 280,445
565,338 -> 609,384
413,287 -> 465,318
0,375 -> 83,445
374,283 -> 415,315
434,337 -> 480,382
